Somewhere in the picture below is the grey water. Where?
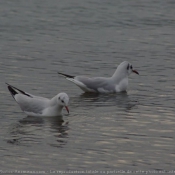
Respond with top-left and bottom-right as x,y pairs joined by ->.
1,0 -> 175,173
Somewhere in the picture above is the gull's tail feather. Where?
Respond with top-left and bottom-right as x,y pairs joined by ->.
58,72 -> 75,79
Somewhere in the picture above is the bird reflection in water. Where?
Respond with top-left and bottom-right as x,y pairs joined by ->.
46,116 -> 69,148
7,115 -> 69,148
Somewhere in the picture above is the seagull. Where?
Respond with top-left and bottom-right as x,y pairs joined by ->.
6,83 -> 69,117
58,61 -> 139,93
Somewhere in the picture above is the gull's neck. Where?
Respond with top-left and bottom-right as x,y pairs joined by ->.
49,96 -> 63,114
111,68 -> 128,82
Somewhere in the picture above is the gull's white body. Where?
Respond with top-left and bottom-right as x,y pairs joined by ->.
6,84 -> 69,117
59,61 -> 139,93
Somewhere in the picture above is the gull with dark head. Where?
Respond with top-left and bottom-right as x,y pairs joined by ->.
6,83 -> 69,117
58,61 -> 139,93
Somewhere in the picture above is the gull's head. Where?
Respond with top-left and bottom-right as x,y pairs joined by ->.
118,61 -> 139,76
57,93 -> 69,114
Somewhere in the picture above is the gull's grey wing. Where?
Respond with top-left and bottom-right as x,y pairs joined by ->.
58,72 -> 115,92
75,76 -> 115,92
15,94 -> 49,114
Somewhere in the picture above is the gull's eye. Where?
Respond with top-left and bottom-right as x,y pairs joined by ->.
130,65 -> 133,69
127,64 -> 129,70
58,97 -> 60,100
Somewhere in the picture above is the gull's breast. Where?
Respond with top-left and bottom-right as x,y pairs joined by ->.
115,78 -> 128,92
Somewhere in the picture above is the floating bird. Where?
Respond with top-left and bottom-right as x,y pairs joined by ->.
58,61 -> 139,93
6,83 -> 69,117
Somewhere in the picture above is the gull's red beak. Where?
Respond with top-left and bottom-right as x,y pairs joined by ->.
132,70 -> 139,75
65,106 -> 69,114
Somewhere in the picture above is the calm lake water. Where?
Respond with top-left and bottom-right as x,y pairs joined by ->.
1,0 -> 175,174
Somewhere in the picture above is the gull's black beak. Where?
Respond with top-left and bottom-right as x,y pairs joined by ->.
132,70 -> 139,75
65,106 -> 69,114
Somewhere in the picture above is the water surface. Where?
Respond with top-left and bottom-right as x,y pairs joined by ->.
1,0 -> 175,173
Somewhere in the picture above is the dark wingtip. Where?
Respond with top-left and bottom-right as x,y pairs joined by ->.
7,85 -> 18,96
58,72 -> 75,79
5,83 -> 32,98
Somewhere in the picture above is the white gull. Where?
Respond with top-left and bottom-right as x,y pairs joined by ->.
58,61 -> 139,93
6,83 -> 69,117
